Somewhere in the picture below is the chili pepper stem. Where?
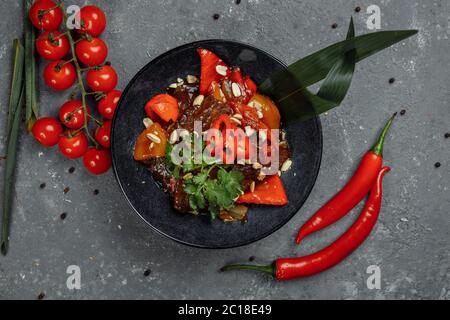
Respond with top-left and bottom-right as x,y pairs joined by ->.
221,263 -> 275,276
370,112 -> 397,157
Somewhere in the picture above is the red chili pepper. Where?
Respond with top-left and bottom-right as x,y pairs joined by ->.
295,113 -> 396,245
222,166 -> 390,280
236,175 -> 288,205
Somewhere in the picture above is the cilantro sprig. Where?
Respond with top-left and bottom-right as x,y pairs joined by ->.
166,139 -> 244,219
184,167 -> 244,219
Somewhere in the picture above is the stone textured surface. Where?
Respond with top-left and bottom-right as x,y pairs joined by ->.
0,0 -> 449,299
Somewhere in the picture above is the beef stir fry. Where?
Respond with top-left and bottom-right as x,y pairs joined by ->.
134,49 -> 292,222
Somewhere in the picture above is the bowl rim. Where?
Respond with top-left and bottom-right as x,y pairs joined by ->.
111,39 -> 323,249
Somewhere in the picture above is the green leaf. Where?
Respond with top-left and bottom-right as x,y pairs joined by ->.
184,182 -> 198,195
182,161 -> 197,172
218,169 -> 244,202
208,203 -> 219,220
259,18 -> 417,121
193,171 -> 208,185
194,192 -> 206,210
189,196 -> 198,211
1,39 -> 25,255
24,0 -> 39,131
7,40 -> 24,132
316,17 -> 356,105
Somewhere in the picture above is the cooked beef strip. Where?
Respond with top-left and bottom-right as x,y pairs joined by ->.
170,91 -> 232,132
230,164 -> 260,190
173,179 -> 191,213
144,157 -> 175,192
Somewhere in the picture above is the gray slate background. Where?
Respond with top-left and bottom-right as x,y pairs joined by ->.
0,0 -> 449,300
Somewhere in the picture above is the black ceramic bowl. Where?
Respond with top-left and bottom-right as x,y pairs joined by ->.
111,40 -> 322,248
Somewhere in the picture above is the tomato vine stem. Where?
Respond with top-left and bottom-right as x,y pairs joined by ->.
60,3 -> 99,147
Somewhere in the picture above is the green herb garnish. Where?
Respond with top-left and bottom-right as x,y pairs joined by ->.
184,167 -> 244,219
166,137 -> 244,219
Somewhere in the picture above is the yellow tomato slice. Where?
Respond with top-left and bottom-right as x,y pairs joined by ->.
248,93 -> 281,129
134,123 -> 168,160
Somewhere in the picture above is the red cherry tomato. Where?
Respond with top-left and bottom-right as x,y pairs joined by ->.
83,147 -> 112,175
58,131 -> 89,159
97,90 -> 121,119
31,117 -> 63,147
29,0 -> 63,31
58,100 -> 90,129
95,120 -> 112,148
79,5 -> 106,37
86,65 -> 118,92
75,38 -> 108,66
36,31 -> 69,61
43,60 -> 77,91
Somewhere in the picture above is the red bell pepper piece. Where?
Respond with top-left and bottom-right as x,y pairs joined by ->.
236,175 -> 288,205
230,69 -> 257,103
230,102 -> 268,130
230,67 -> 245,86
244,76 -> 257,98
197,48 -> 230,95
206,114 -> 237,163
145,94 -> 179,122
210,114 -> 234,132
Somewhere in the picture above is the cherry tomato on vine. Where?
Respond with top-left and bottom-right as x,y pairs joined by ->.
83,147 -> 112,175
95,120 -> 112,148
36,31 -> 69,61
75,38 -> 108,66
79,5 -> 106,37
97,90 -> 121,119
58,131 -> 89,159
86,65 -> 118,92
43,60 -> 77,91
29,0 -> 63,31
58,100 -> 90,130
31,117 -> 63,147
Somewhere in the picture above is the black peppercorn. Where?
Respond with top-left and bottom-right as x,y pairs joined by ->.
63,187 -> 70,194
39,183 -> 46,189
68,167 -> 75,174
400,109 -> 406,116
60,212 -> 67,220
236,0 -> 241,4
213,13 -> 220,20
249,256 -> 256,262
37,292 -> 45,300
143,269 -> 151,277
444,132 -> 450,139
93,189 -> 99,195
434,162 -> 441,168
331,23 -> 338,29
355,6 -> 361,12
389,77 -> 395,84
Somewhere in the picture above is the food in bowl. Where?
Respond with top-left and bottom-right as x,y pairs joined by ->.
134,48 -> 292,222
